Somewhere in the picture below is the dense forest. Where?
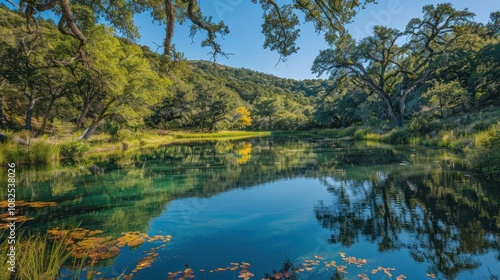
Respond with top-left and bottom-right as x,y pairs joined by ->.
1,3 -> 499,136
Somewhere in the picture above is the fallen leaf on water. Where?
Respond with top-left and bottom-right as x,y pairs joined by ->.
0,200 -> 57,208
117,232 -> 146,247
337,266 -> 348,274
166,271 -> 182,279
358,273 -> 369,280
239,270 -> 254,280
88,230 -> 104,236
1,215 -> 34,223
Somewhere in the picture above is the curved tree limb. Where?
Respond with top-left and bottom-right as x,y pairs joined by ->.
186,0 -> 229,61
58,0 -> 87,48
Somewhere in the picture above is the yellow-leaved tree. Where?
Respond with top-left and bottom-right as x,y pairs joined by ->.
234,107 -> 252,129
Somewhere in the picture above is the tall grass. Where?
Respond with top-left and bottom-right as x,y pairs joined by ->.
0,142 -> 60,165
0,231 -> 73,280
17,233 -> 72,280
29,142 -> 60,163
0,230 -> 99,280
312,126 -> 358,139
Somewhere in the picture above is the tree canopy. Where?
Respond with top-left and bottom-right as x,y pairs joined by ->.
0,2 -> 499,137
7,0 -> 376,62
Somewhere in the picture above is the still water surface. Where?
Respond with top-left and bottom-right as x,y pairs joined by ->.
2,137 -> 499,279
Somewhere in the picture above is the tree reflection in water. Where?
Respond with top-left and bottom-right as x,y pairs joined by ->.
2,138 -> 499,278
314,165 -> 500,279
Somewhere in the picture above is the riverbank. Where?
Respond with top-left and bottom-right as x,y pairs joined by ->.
1,107 -> 498,177
0,130 -> 271,165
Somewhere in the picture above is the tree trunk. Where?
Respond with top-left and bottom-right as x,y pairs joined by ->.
200,108 -> 206,132
75,102 -> 91,130
397,94 -> 407,127
25,97 -> 36,130
0,93 -> 3,129
38,98 -> 55,136
77,121 -> 99,140
378,91 -> 400,128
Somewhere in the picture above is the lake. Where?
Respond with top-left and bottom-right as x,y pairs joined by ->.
2,137 -> 499,279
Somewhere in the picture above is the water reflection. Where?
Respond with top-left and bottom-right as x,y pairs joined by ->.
315,162 -> 500,279
0,137 -> 498,279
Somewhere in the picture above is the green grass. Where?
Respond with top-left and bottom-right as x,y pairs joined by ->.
170,130 -> 270,139
0,141 -> 60,165
311,126 -> 358,139
0,230 -> 73,280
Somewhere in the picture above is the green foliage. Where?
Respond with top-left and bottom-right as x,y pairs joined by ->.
364,128 -> 411,144
60,141 -> 90,159
0,141 -> 59,164
423,81 -> 468,119
312,3 -> 476,127
468,124 -> 500,178
313,126 -> 357,139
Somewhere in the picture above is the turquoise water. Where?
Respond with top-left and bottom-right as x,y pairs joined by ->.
2,138 -> 499,279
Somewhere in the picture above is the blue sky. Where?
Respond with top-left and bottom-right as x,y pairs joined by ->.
134,0 -> 499,80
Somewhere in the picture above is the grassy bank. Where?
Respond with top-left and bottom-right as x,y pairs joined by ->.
306,108 -> 500,178
0,130 -> 270,165
0,231 -> 79,280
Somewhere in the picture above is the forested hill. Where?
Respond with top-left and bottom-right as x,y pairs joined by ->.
148,59 -> 333,130
188,60 -> 332,98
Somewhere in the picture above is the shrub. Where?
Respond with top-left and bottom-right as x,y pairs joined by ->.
315,126 -> 357,138
112,129 -> 133,142
385,128 -> 410,144
60,141 -> 90,159
468,124 -> 500,178
353,128 -> 372,140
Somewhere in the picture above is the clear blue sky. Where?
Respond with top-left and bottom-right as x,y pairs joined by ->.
135,0 -> 499,80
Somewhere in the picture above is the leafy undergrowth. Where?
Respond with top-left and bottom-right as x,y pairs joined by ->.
467,124 -> 500,179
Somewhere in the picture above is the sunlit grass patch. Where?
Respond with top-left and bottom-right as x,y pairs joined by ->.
170,130 -> 270,139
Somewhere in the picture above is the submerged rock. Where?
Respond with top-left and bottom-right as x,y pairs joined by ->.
89,164 -> 103,174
